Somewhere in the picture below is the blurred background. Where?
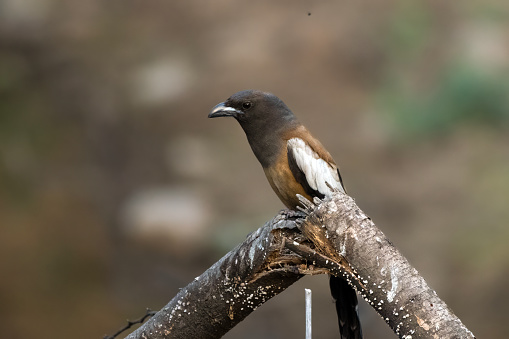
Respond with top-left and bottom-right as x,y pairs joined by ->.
1,0 -> 508,338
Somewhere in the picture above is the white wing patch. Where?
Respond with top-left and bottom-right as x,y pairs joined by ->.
287,137 -> 345,196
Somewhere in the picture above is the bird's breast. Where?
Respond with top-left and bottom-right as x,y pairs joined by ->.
263,151 -> 312,210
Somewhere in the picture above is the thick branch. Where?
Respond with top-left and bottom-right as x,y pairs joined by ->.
125,214 -> 306,339
298,193 -> 476,339
124,193 -> 476,339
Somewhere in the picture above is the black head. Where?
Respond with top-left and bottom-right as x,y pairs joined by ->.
209,90 -> 300,168
208,90 -> 297,135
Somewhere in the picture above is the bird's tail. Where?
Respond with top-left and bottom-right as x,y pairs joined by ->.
330,275 -> 363,339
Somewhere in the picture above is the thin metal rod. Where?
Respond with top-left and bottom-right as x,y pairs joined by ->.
305,288 -> 312,339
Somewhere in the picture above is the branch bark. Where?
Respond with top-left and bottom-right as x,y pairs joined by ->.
124,193 -> 476,339
125,214 -> 306,339
296,193 -> 476,339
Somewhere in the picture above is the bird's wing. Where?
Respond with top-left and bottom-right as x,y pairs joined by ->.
287,137 -> 345,198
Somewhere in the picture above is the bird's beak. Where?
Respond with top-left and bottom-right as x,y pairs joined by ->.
208,102 -> 242,118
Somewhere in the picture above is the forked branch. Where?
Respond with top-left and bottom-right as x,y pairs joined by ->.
124,193 -> 475,339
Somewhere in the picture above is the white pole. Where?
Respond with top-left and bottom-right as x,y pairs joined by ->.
305,288 -> 312,339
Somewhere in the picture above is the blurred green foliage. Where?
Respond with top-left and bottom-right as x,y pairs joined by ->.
379,0 -> 509,139
380,64 -> 509,138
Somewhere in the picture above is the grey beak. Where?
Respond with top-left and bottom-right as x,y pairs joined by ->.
208,102 -> 242,118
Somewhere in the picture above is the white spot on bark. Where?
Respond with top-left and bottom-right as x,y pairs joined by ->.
352,231 -> 358,240
248,243 -> 257,268
387,265 -> 399,303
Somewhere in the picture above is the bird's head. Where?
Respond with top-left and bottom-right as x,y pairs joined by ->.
208,90 -> 297,133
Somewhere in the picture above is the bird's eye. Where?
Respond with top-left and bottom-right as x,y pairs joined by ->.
242,101 -> 252,109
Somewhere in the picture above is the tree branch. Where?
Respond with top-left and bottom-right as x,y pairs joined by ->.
124,193 -> 475,339
125,213 -> 307,339
296,193 -> 476,339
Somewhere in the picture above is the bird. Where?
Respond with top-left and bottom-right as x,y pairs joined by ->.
208,89 -> 362,339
